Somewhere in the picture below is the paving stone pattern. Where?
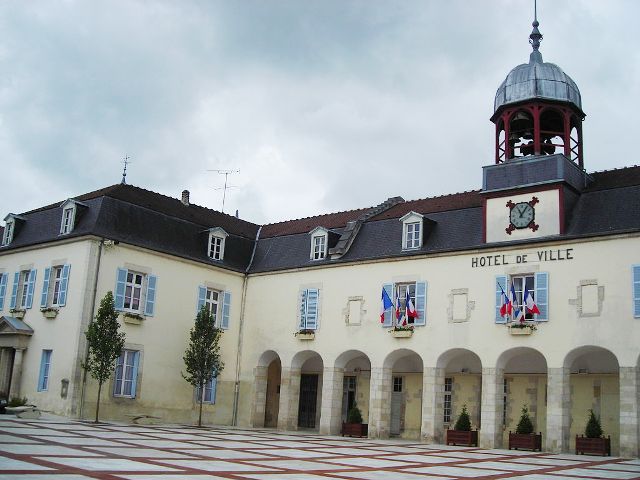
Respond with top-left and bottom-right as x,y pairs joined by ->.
0,414 -> 639,480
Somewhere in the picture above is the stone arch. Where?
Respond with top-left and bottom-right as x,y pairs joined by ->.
287,350 -> 324,431
334,350 -> 371,425
382,349 -> 423,439
251,350 -> 281,428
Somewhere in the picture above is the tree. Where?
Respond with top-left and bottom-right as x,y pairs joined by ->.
454,404 -> 472,431
182,305 -> 224,427
515,405 -> 534,434
84,291 -> 125,423
585,409 -> 603,438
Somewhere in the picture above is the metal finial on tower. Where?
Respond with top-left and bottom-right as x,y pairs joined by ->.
121,156 -> 131,184
529,0 -> 543,63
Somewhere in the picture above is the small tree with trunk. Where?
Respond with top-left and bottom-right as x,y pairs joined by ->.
182,305 -> 224,427
83,291 -> 125,423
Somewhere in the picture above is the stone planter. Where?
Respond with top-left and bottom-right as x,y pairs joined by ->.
296,332 -> 315,340
342,422 -> 368,438
508,432 -> 542,451
11,310 -> 25,319
42,310 -> 58,319
509,326 -> 534,335
575,435 -> 611,456
391,329 -> 413,338
446,429 -> 478,446
123,314 -> 144,325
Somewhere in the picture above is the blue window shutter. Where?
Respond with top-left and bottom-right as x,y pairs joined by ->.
144,275 -> 157,316
535,272 -> 549,321
382,283 -> 394,327
305,288 -> 319,330
38,350 -> 49,391
221,291 -> 231,329
130,351 -> 140,398
114,268 -> 127,310
211,376 -> 218,404
633,265 -> 640,318
113,353 -> 124,396
40,267 -> 51,308
58,264 -> 71,307
0,273 -> 8,310
414,281 -> 427,326
9,272 -> 18,310
197,286 -> 207,313
495,275 -> 508,323
299,290 -> 307,329
26,269 -> 37,309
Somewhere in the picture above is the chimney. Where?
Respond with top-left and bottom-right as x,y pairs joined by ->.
235,209 -> 239,218
181,190 -> 190,206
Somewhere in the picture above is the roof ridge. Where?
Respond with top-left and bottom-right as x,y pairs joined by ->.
262,205 -> 370,227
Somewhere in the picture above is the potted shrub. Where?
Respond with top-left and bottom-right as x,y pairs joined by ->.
446,404 -> 478,446
508,405 -> 542,451
576,409 -> 611,455
342,403 -> 368,437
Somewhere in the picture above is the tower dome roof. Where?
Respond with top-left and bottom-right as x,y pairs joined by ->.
493,17 -> 582,114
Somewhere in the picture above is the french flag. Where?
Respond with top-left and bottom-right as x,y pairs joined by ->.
406,289 -> 418,320
523,285 -> 540,315
395,291 -> 402,324
514,305 -> 525,323
499,291 -> 510,317
380,288 -> 393,323
508,282 -> 518,316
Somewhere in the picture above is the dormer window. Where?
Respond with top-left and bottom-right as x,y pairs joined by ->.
58,199 -> 87,236
400,211 -> 424,250
309,227 -> 328,260
2,218 -> 15,246
207,227 -> 228,261
61,207 -> 74,234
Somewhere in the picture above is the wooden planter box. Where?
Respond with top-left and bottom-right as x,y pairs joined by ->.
575,435 -> 611,456
391,330 -> 413,338
446,429 -> 478,446
508,432 -> 542,451
342,422 -> 368,438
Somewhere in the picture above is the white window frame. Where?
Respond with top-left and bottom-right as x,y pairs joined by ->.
50,266 -> 64,307
207,228 -> 228,261
444,377 -> 453,424
113,349 -> 138,398
124,271 -> 144,313
395,282 -> 417,324
18,270 -> 31,309
204,288 -> 220,326
510,274 -> 535,320
309,227 -> 328,260
60,207 -> 75,235
2,219 -> 14,246
399,211 -> 423,250
196,375 -> 217,404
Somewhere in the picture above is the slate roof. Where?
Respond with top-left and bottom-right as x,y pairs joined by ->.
1,165 -> 639,275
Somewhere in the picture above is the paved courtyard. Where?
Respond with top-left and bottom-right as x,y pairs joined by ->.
0,414 -> 639,480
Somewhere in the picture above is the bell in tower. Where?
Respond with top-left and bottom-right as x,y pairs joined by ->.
491,9 -> 585,168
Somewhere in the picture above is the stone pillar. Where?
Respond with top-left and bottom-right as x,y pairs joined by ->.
421,367 -> 445,443
277,367 -> 301,431
368,366 -> 392,439
8,348 -> 25,399
546,367 -> 571,452
479,367 -> 504,449
319,367 -> 344,435
619,366 -> 639,458
0,348 -> 14,396
250,366 -> 268,427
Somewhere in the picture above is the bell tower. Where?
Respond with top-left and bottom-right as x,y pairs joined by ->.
490,11 -> 585,168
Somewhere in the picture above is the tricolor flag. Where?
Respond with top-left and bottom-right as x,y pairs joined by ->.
406,289 -> 418,320
523,285 -> 540,315
380,287 -> 393,323
395,291 -> 402,325
499,290 -> 509,317
508,282 -> 518,316
514,305 -> 525,323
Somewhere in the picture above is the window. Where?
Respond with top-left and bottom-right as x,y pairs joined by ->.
400,212 -> 424,250
393,376 -> 403,393
633,265 -> 640,318
299,288 -> 319,331
2,219 -> 14,246
113,349 -> 140,398
502,378 -> 508,426
196,375 -> 218,404
381,281 -> 427,327
309,227 -> 328,260
38,350 -> 52,391
40,265 -> 71,309
207,228 -> 228,261
60,207 -> 74,234
197,286 -> 231,329
10,269 -> 36,310
495,273 -> 548,323
0,273 -> 8,311
444,377 -> 453,423
115,268 -> 157,316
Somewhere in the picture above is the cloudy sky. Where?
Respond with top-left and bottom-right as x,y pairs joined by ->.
1,1 -> 638,224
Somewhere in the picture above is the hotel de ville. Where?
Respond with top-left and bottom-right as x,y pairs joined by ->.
1,14 -> 639,457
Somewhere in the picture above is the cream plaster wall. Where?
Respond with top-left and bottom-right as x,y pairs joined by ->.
450,374 -> 482,429
503,375 -> 547,446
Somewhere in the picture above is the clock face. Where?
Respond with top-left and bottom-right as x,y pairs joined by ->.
510,202 -> 535,228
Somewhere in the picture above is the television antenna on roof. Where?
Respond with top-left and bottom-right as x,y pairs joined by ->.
207,169 -> 240,213
121,155 -> 131,184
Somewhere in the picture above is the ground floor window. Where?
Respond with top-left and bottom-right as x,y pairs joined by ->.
444,377 -> 453,423
113,349 -> 139,398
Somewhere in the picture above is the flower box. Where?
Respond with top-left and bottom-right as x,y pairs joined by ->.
391,329 -> 413,338
342,422 -> 368,438
296,332 -> 315,340
508,432 -> 542,451
10,310 -> 25,319
575,435 -> 611,456
446,429 -> 478,446
122,313 -> 144,325
42,309 -> 58,319
509,325 -> 534,335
